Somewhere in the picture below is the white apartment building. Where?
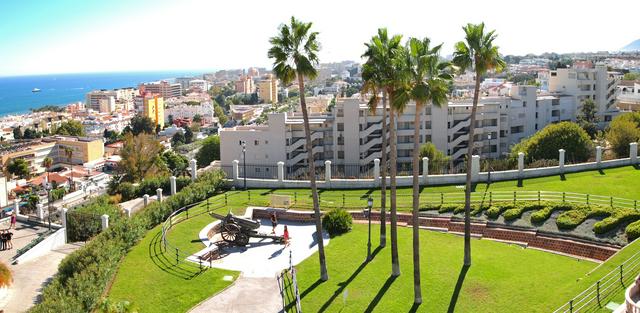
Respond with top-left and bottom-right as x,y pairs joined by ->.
139,81 -> 182,99
548,63 -> 622,123
85,88 -> 138,113
220,85 -> 579,177
164,102 -> 214,124
189,79 -> 210,92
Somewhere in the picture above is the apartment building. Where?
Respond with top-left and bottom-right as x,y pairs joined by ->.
235,75 -> 255,94
617,81 -> 640,111
85,88 -> 138,113
139,81 -> 182,99
189,79 -> 210,92
548,63 -> 622,123
257,74 -> 279,103
220,85 -> 579,177
135,95 -> 165,128
0,136 -> 104,177
165,102 -> 214,125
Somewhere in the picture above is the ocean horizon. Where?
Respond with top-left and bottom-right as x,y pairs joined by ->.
0,70 -> 204,117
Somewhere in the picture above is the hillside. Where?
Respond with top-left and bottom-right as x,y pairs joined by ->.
621,39 -> 640,51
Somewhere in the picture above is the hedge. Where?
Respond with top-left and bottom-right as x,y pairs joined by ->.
29,170 -> 227,313
113,176 -> 193,202
593,208 -> 640,234
556,205 -> 612,230
530,204 -> 573,224
626,220 -> 640,240
322,208 -> 353,236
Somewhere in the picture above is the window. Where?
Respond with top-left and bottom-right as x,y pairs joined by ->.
552,110 -> 560,117
425,121 -> 431,129
337,123 -> 344,131
523,101 -> 527,107
605,115 -> 612,122
265,140 -> 269,144
551,72 -> 557,77
510,126 -> 524,134
338,151 -> 344,159
256,168 -> 261,173
535,123 -> 538,130
535,112 -> 538,118
254,140 -> 259,145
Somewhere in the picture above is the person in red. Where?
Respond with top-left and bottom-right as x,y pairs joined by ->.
283,225 -> 290,247
10,212 -> 16,229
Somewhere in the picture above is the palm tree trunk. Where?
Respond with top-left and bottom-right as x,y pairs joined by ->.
412,102 -> 422,303
379,91 -> 388,248
298,74 -> 328,281
463,73 -> 482,266
389,102 -> 400,277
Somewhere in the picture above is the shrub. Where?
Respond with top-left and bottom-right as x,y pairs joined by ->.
556,204 -> 612,230
606,112 -> 640,157
502,202 -> 547,221
530,204 -> 573,224
438,204 -> 459,214
0,261 -> 12,288
593,208 -> 640,234
486,204 -> 515,219
510,122 -> 593,163
322,208 -> 352,237
625,220 -> 640,241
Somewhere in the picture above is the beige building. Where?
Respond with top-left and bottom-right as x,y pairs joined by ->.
257,75 -> 279,103
139,81 -> 182,99
235,76 -> 255,94
85,88 -> 138,113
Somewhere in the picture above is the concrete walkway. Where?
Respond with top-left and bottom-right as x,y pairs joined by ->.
0,242 -> 83,312
189,275 -> 283,313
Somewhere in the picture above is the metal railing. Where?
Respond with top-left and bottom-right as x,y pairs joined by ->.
554,248 -> 640,313
160,197 -> 227,270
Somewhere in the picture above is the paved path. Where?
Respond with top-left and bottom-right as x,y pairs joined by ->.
0,221 -> 50,265
0,242 -> 83,312
189,275 -> 283,313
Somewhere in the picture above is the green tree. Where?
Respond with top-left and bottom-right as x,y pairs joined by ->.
130,115 -> 155,135
167,114 -> 174,126
214,103 -> 228,126
162,150 -> 189,176
511,122 -> 593,163
171,131 -> 185,147
7,158 -> 30,179
195,135 -> 220,167
623,72 -> 640,81
13,127 -> 23,140
184,126 -> 194,144
394,37 -> 452,303
606,112 -> 640,157
362,28 -> 403,276
119,133 -> 167,182
268,16 -> 328,281
55,120 -> 86,136
23,128 -> 41,139
192,114 -> 202,124
453,22 -> 506,266
578,99 -> 598,138
419,142 -> 449,163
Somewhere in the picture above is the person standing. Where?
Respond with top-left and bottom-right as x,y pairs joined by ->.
270,212 -> 278,234
10,212 -> 16,229
6,230 -> 13,250
283,225 -> 290,247
0,230 -> 6,251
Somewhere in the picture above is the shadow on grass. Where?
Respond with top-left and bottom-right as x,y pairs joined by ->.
363,275 -> 398,313
598,169 -> 605,175
317,246 -> 383,313
148,231 -> 206,280
360,188 -> 376,200
259,188 -> 278,196
560,173 -> 566,181
633,164 -> 640,170
517,178 -> 523,187
447,264 -> 470,313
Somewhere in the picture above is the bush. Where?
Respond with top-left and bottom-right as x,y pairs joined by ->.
530,204 -> 573,224
115,176 -> 193,202
593,208 -> 640,234
556,204 -> 612,230
196,135 -> 220,168
438,204 -> 459,214
322,208 -> 352,236
486,204 -> 515,219
67,196 -> 122,242
0,261 -> 11,288
606,112 -> 640,158
29,170 -> 227,313
510,122 -> 593,163
625,220 -> 640,240
503,202 -> 547,221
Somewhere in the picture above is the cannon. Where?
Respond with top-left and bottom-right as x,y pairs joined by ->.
210,212 -> 283,246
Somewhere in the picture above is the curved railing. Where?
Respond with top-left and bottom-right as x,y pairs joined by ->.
626,279 -> 640,313
160,197 -> 227,269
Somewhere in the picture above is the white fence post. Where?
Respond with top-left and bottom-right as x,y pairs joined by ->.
277,161 -> 284,182
471,155 -> 480,182
61,208 -> 68,243
232,160 -> 240,185
190,159 -> 198,181
630,142 -> 638,164
518,152 -> 525,178
596,146 -> 602,166
156,188 -> 163,203
373,158 -> 380,185
37,203 -> 44,220
124,207 -> 132,218
14,201 -> 20,216
101,214 -> 109,231
143,194 -> 149,207
559,149 -> 565,173
422,157 -> 429,185
170,176 -> 177,195
325,160 -> 332,185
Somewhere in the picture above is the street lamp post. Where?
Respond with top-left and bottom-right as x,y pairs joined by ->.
364,197 -> 373,261
241,140 -> 247,190
487,133 -> 492,184
46,183 -> 52,231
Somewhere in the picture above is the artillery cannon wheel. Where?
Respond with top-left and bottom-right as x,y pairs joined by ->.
235,233 -> 250,246
221,223 -> 241,243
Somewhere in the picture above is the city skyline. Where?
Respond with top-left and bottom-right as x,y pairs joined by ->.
1,0 -> 639,77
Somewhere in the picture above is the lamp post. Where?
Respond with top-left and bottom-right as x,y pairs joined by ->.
241,140 -> 247,190
46,183 -> 52,231
364,197 -> 373,261
487,133 -> 492,184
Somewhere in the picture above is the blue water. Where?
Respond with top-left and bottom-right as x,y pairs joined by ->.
0,71 -> 201,116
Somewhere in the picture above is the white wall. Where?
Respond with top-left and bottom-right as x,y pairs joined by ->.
13,228 -> 66,264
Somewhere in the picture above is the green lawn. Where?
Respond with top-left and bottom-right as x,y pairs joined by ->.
288,224 -> 640,313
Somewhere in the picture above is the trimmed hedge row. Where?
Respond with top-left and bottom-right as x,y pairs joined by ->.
626,220 -> 640,241
29,170 -> 227,313
113,176 -> 193,202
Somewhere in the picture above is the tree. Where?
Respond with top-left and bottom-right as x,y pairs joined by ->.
130,115 -> 155,135
606,112 -> 640,157
362,28 -> 403,277
192,114 -> 202,124
394,37 -> 452,303
13,127 -> 23,140
167,114 -> 174,126
623,72 -> 640,81
511,122 -> 593,163
162,150 -> 189,176
419,142 -> 449,163
171,131 -> 186,147
63,146 -> 75,191
214,103 -> 228,126
7,158 -> 30,179
55,120 -> 86,136
268,16 -> 328,281
104,129 -> 121,144
184,126 -> 194,144
453,22 -> 506,266
119,133 -> 167,182
23,128 -> 41,139
578,99 -> 598,138
195,135 -> 220,167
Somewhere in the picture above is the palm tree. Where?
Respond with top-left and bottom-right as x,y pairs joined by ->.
64,147 -> 74,191
452,23 -> 505,266
395,37 -> 452,304
42,156 -> 53,229
43,157 -> 53,183
268,16 -> 328,281
363,28 -> 403,276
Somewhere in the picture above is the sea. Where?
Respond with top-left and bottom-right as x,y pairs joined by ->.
0,71 -> 202,116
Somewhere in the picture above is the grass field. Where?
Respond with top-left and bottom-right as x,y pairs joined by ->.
287,224 -> 640,313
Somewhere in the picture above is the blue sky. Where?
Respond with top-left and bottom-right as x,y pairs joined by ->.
1,0 -> 638,77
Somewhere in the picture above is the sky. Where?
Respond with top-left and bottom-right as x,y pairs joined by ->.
0,0 -> 638,77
